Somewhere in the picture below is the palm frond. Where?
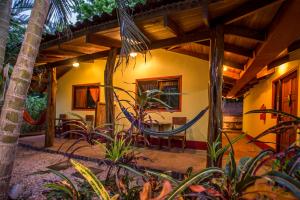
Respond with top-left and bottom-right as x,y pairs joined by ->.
249,120 -> 299,143
46,0 -> 79,33
115,0 -> 149,68
246,109 -> 300,120
265,171 -> 300,199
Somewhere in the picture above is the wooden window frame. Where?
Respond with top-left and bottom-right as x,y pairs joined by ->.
72,83 -> 100,111
136,75 -> 182,112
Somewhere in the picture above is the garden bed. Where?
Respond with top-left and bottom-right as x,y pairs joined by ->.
10,146 -> 102,200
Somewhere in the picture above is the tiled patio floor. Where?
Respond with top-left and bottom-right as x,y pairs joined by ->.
19,132 -> 262,173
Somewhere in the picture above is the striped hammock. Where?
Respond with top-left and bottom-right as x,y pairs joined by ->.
115,93 -> 208,137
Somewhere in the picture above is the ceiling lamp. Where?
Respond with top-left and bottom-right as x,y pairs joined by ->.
129,52 -> 137,58
72,62 -> 80,68
223,66 -> 228,71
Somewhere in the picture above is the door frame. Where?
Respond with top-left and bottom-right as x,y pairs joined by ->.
272,68 -> 298,151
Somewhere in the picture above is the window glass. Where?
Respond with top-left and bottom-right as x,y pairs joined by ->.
136,76 -> 181,111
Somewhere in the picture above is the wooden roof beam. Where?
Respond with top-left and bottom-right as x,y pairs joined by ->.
39,50 -> 111,68
170,48 -> 243,70
268,49 -> 300,70
224,25 -> 266,42
197,40 -> 253,58
38,29 -> 211,68
163,15 -> 184,37
150,29 -> 210,49
211,0 -> 284,25
40,0 -> 209,50
39,49 -> 83,58
268,40 -> 300,69
227,0 -> 300,97
86,34 -> 121,48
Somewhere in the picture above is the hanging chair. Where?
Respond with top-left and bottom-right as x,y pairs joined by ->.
23,109 -> 47,125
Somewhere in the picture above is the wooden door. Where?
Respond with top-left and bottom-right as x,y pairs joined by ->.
278,71 -> 298,151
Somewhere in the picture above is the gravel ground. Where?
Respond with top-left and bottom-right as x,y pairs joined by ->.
10,146 -> 105,200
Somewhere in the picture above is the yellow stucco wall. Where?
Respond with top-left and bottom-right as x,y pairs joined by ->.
243,60 -> 300,148
56,49 -> 209,142
56,59 -> 107,117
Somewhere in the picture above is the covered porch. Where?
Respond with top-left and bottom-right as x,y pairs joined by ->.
30,0 -> 300,156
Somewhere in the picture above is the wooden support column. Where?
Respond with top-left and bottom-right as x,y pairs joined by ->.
45,68 -> 57,147
207,24 -> 224,167
104,48 -> 117,134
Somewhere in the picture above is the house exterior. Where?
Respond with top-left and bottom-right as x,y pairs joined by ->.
56,49 -> 209,148
33,0 -> 300,152
243,59 -> 300,150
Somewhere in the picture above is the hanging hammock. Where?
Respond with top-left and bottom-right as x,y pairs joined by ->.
23,110 -> 47,125
114,92 -> 208,137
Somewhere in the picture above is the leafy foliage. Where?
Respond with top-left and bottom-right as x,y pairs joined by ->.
70,159 -> 115,200
207,133 -> 245,167
73,0 -> 145,21
43,99 -> 300,199
246,109 -> 300,143
21,93 -> 48,134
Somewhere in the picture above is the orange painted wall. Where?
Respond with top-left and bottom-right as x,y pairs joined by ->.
243,60 -> 300,148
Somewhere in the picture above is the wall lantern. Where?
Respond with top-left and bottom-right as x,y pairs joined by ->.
72,62 -> 80,68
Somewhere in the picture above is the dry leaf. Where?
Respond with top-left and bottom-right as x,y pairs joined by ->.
140,182 -> 152,200
152,180 -> 172,200
189,185 -> 206,193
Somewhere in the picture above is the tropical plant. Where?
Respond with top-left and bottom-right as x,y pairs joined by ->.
0,0 -> 80,198
245,109 -> 300,143
207,132 -> 245,167
164,135 -> 300,200
43,129 -> 300,200
114,84 -> 175,133
44,159 -> 116,200
0,0 -> 12,75
73,0 -> 145,21
56,115 -> 113,155
44,168 -> 83,200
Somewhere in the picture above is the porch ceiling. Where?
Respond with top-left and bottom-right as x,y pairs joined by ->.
35,0 -> 300,97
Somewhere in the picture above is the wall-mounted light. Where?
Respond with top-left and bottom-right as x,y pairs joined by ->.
72,62 -> 80,68
223,66 -> 228,71
130,52 -> 137,58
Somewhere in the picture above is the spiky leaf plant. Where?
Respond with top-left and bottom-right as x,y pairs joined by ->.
245,109 -> 300,143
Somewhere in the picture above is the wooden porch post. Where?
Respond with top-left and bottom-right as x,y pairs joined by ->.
45,68 -> 57,147
207,24 -> 224,167
104,48 -> 117,135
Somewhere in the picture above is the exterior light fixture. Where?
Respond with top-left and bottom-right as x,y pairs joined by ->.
72,62 -> 80,68
223,66 -> 228,71
130,52 -> 137,58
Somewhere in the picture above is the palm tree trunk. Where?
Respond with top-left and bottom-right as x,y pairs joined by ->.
0,0 -> 50,198
0,0 -> 11,72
